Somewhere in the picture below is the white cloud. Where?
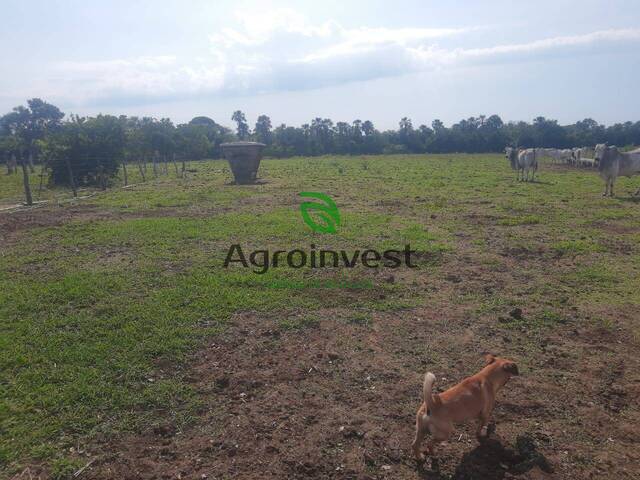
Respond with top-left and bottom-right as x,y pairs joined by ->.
209,8 -> 339,48
53,56 -> 226,106
49,8 -> 640,107
451,28 -> 640,63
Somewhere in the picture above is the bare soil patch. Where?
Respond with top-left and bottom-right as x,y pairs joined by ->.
590,220 -> 640,235
83,298 -> 639,479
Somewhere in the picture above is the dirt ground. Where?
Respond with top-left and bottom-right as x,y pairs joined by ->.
79,304 -> 638,480
76,240 -> 638,480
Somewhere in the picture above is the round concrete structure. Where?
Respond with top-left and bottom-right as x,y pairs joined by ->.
220,141 -> 266,184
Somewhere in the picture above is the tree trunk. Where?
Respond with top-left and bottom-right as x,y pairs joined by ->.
138,159 -> 146,182
38,164 -> 47,193
65,157 -> 77,197
152,155 -> 158,178
28,150 -> 35,173
163,154 -> 168,175
9,154 -> 17,174
97,164 -> 106,190
172,153 -> 179,177
122,159 -> 129,186
20,155 -> 33,205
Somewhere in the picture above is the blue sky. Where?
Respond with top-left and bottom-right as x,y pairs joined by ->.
1,0 -> 639,129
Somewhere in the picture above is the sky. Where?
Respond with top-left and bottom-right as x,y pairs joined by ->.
1,0 -> 639,130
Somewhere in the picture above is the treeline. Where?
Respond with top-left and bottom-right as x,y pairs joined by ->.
0,99 -> 235,204
252,115 -> 640,157
1,98 -> 639,204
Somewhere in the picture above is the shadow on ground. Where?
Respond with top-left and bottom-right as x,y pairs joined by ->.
419,435 -> 553,480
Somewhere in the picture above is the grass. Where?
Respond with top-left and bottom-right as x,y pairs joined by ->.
1,154 -> 640,475
344,312 -> 372,326
498,215 -> 542,226
278,314 -> 321,331
552,239 -> 604,256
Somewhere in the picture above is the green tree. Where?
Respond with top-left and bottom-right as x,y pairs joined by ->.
46,114 -> 125,189
232,110 -> 250,140
1,99 -> 63,204
431,119 -> 445,133
175,124 -> 211,159
254,115 -> 272,144
0,132 -> 19,174
189,116 -> 217,128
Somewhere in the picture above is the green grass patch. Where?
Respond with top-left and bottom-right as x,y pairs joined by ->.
50,457 -> 85,480
566,265 -> 619,288
552,239 -> 604,256
278,314 -> 321,331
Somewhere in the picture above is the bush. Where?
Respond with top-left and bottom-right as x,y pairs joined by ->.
45,115 -> 124,187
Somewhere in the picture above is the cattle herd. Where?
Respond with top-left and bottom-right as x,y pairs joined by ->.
506,145 -> 640,197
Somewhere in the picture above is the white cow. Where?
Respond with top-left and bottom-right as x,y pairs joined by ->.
506,147 -> 538,182
571,148 -> 582,166
594,144 -> 640,196
539,148 -> 557,164
579,157 -> 597,168
538,148 -> 554,163
542,148 -> 572,164
560,149 -> 574,164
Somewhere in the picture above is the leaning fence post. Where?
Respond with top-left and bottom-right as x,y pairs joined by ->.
122,158 -> 129,186
65,157 -> 78,198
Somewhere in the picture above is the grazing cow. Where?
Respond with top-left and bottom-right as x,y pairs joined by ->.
579,157 -> 597,168
559,149 -> 573,164
571,148 -> 582,166
548,148 -> 571,163
539,148 -> 556,164
594,144 -> 640,196
506,147 -> 538,182
542,148 -> 572,164
571,148 -> 597,168
539,148 -> 558,164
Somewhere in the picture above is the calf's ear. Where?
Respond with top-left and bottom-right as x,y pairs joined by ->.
483,353 -> 496,365
503,363 -> 519,375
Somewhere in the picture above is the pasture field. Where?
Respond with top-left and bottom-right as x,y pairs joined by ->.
1,154 -> 640,479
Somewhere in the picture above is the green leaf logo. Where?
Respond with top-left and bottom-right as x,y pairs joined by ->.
299,192 -> 341,234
